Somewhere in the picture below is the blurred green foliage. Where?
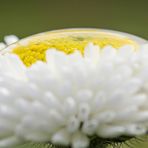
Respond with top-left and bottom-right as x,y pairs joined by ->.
0,0 -> 148,147
16,137 -> 148,148
0,0 -> 148,40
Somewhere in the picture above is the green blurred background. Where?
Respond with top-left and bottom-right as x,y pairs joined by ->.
0,0 -> 147,147
0,0 -> 148,40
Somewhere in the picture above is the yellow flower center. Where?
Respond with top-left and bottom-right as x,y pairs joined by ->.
8,29 -> 138,66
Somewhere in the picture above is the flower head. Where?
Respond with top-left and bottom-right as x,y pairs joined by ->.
0,29 -> 148,148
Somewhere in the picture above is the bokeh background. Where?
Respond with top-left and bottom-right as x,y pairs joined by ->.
0,0 -> 148,40
0,0 -> 148,147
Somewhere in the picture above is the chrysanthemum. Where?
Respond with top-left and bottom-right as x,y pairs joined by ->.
0,29 -> 148,148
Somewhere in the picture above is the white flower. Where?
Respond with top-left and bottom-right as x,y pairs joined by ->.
0,43 -> 6,51
0,35 -> 19,51
4,35 -> 19,45
0,41 -> 148,148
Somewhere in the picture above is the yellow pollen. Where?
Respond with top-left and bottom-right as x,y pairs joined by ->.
10,29 -> 137,66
